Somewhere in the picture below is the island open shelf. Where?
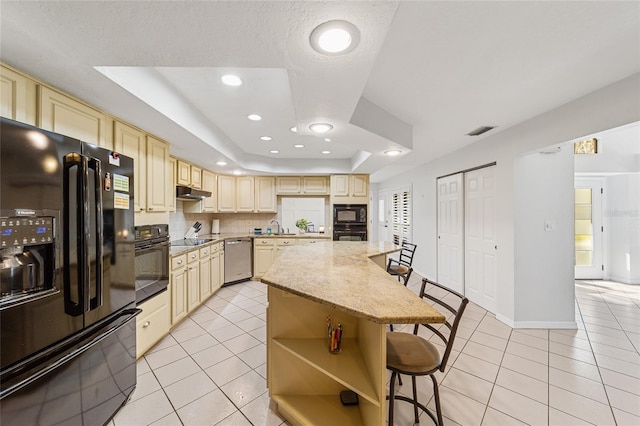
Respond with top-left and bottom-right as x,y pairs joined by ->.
262,242 -> 445,425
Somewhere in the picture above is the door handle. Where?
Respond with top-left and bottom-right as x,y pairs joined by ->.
88,156 -> 103,310
63,152 -> 84,317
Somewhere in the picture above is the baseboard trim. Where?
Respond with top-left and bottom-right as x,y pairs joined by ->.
496,315 -> 578,329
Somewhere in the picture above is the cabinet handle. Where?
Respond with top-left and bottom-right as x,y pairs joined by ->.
190,254 -> 197,259
177,260 -> 183,265
310,241 -> 316,243
148,208 -> 153,211
283,241 -> 289,244
142,321 -> 151,328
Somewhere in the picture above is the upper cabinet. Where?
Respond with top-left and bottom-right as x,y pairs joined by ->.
255,177 -> 277,212
38,86 -> 109,148
217,175 -> 236,212
146,135 -> 171,212
1,65 -> 36,125
236,176 -> 255,212
276,176 -> 329,195
177,160 -> 201,189
114,121 -> 146,212
330,174 -> 369,204
202,170 -> 217,212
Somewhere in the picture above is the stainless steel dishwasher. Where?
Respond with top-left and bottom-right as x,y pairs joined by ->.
224,238 -> 253,285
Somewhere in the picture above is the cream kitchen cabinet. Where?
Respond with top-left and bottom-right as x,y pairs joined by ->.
303,176 -> 329,194
1,64 -> 36,125
236,176 -> 255,212
184,169 -> 217,214
136,289 -> 170,358
254,238 -> 276,278
168,157 -> 176,212
199,246 -> 212,301
38,86 -> 108,148
255,176 -> 276,212
330,174 -> 369,204
114,121 -> 146,212
210,242 -> 223,293
217,174 -> 236,212
171,254 -> 188,325
146,135 -> 170,212
275,237 -> 296,258
276,176 -> 329,195
177,160 -> 202,189
276,176 -> 302,194
186,250 -> 200,313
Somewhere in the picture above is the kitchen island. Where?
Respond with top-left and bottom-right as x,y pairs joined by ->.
261,241 -> 445,426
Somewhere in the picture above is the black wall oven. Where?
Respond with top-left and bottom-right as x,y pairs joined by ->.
134,224 -> 169,304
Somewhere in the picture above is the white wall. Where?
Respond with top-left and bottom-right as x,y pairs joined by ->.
513,148 -> 576,326
574,122 -> 640,174
607,174 -> 640,284
375,73 -> 640,327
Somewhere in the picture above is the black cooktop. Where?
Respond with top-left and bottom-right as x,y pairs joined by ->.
171,238 -> 215,246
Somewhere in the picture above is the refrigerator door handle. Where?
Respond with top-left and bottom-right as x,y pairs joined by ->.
88,156 -> 103,310
62,153 -> 85,317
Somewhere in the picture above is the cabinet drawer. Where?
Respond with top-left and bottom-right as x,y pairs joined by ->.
187,249 -> 200,264
255,238 -> 275,246
171,254 -> 187,270
136,292 -> 170,358
209,243 -> 219,253
276,238 -> 295,246
199,246 -> 210,257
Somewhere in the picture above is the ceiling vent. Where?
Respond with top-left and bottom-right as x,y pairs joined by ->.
466,126 -> 495,136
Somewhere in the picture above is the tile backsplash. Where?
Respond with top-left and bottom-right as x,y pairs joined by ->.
169,201 -> 277,239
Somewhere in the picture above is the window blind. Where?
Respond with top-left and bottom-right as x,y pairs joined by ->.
391,187 -> 411,245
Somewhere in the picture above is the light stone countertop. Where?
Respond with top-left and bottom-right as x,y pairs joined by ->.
169,233 -> 331,256
260,241 -> 446,325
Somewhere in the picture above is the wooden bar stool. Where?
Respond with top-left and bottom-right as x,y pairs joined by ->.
386,278 -> 468,425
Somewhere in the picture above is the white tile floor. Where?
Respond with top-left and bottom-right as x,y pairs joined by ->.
111,277 -> 640,425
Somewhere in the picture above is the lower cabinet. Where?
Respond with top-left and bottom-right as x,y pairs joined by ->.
136,289 -> 170,359
171,254 -> 188,326
254,238 -> 296,279
186,251 -> 200,313
200,246 -> 212,300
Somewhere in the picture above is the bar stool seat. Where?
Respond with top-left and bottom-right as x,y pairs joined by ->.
387,332 -> 440,373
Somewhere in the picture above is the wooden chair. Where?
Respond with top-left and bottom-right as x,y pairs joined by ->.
387,242 -> 417,282
386,278 -> 468,425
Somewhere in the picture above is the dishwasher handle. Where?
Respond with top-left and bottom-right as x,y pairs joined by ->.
226,239 -> 250,245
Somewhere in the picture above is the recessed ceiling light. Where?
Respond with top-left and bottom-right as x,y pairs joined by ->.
310,20 -> 360,55
270,150 -> 279,154
260,136 -> 272,141
290,126 -> 297,133
247,114 -> 262,121
232,170 -> 242,175
221,74 -> 242,86
324,138 -> 332,142
216,161 -> 227,166
309,123 -> 333,134
294,144 -> 305,148
321,150 -> 331,154
384,149 -> 403,156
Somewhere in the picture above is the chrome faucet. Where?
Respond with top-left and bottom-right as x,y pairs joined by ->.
269,219 -> 282,234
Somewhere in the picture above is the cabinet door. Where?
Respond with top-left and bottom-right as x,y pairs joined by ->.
38,86 -> 108,147
331,175 -> 350,197
218,175 -> 236,212
168,157 -> 176,212
146,136 -> 170,212
191,165 -> 202,189
1,65 -> 35,125
219,246 -> 225,286
254,246 -> 275,278
200,255 -> 212,300
255,177 -> 276,212
303,177 -> 328,194
202,170 -> 217,212
177,160 -> 191,187
276,176 -> 301,194
171,268 -> 188,325
351,175 -> 368,197
187,263 -> 200,312
236,176 -> 255,212
211,251 -> 221,293
114,121 -> 146,212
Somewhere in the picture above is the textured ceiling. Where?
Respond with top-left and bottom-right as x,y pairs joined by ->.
1,1 -> 638,181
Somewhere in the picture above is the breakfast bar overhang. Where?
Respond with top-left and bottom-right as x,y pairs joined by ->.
261,241 -> 446,425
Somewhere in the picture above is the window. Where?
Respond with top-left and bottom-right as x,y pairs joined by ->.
391,186 -> 411,245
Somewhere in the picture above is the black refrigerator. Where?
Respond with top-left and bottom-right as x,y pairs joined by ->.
0,117 -> 140,425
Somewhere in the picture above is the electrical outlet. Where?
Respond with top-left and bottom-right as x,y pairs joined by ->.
544,221 -> 554,231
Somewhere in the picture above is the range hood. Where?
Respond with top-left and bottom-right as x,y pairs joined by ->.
176,185 -> 212,201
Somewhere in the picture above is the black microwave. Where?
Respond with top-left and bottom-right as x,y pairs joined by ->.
333,204 -> 367,224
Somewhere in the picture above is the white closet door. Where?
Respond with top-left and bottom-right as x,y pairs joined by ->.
437,174 -> 464,293
465,166 -> 497,312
